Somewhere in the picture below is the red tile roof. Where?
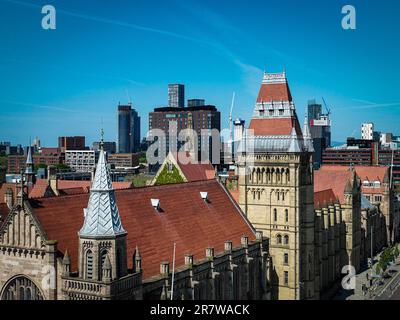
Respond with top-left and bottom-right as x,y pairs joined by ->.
249,117 -> 303,137
59,188 -> 88,196
29,183 -> 51,199
29,180 -> 255,279
55,180 -> 132,190
318,165 -> 388,195
314,166 -> 354,204
257,82 -> 292,103
314,189 -> 337,209
173,152 -> 215,182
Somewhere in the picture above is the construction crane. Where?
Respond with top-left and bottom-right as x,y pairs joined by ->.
322,97 -> 331,116
229,92 -> 235,144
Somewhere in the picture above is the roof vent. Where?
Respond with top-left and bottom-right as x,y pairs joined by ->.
151,199 -> 161,211
200,192 -> 208,202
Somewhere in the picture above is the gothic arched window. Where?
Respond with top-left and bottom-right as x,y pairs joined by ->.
277,234 -> 282,244
99,250 -> 108,280
285,209 -> 289,223
273,208 -> 277,222
284,235 -> 289,245
1,276 -> 43,300
86,250 -> 94,280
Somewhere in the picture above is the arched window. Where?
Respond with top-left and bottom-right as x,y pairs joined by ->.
277,234 -> 282,244
99,250 -> 108,280
273,208 -> 277,222
285,209 -> 289,223
277,192 -> 280,201
286,169 -> 290,183
86,250 -> 93,280
26,288 -> 31,300
1,276 -> 43,300
284,235 -> 289,245
282,192 -> 285,201
284,253 -> 289,265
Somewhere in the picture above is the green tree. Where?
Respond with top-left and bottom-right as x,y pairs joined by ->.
0,155 -> 7,169
154,166 -> 184,185
54,163 -> 71,171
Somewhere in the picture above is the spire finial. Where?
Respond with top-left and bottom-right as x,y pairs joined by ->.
100,120 -> 104,150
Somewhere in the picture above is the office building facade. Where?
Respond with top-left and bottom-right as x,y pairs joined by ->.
307,100 -> 331,168
168,84 -> 185,108
118,104 -> 141,153
148,105 -> 221,170
58,136 -> 86,152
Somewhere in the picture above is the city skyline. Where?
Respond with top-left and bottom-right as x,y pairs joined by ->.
0,0 -> 399,146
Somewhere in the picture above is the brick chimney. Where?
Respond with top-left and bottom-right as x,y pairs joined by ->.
47,165 -> 59,195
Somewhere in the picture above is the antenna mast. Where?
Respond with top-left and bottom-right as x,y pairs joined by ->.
229,92 -> 235,142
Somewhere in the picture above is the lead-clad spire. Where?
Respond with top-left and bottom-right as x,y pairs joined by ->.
25,146 -> 34,174
79,141 -> 126,238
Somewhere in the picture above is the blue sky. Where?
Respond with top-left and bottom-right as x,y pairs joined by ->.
0,0 -> 399,146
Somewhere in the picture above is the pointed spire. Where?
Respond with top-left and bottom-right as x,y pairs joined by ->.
26,145 -> 33,166
25,145 -> 34,175
303,113 -> 314,152
344,180 -> 353,194
62,250 -> 71,265
62,249 -> 71,276
288,127 -> 301,152
79,131 -> 126,238
134,245 -> 141,259
133,246 -> 142,273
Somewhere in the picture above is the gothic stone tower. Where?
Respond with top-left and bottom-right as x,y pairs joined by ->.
238,71 -> 315,300
62,139 -> 142,300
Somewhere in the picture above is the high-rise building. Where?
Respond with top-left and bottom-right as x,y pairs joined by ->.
187,99 -> 205,107
308,100 -> 331,168
130,108 -> 141,153
58,136 -> 86,152
148,105 -> 220,171
307,99 -> 322,120
361,122 -> 374,140
168,84 -> 185,108
118,104 -> 141,153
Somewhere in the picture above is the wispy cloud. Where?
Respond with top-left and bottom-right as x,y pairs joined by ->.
338,99 -> 400,110
1,0 -> 213,47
